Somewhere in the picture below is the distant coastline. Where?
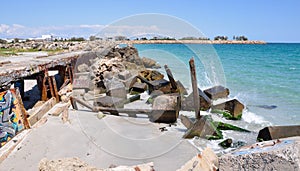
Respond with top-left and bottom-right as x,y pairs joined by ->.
119,40 -> 266,44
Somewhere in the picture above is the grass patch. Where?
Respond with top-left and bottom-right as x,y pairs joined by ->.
0,48 -> 64,57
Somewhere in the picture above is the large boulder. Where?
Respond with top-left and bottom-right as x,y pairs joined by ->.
139,70 -> 164,81
105,79 -> 127,99
142,57 -> 161,68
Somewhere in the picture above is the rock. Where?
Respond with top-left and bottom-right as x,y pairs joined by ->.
151,94 -> 180,123
204,85 -> 229,100
105,79 -> 127,99
219,137 -> 300,171
211,99 -> 244,120
130,82 -> 147,93
73,72 -> 92,89
77,63 -> 89,72
83,93 -> 95,101
118,70 -> 132,80
94,96 -> 124,108
72,89 -> 86,97
181,88 -> 212,111
120,76 -> 135,89
39,157 -> 96,171
177,147 -> 218,171
219,138 -> 233,149
150,90 -> 164,98
257,125 -> 300,141
148,79 -> 170,93
139,70 -> 164,81
39,157 -> 154,171
142,57 -> 161,68
103,71 -> 113,79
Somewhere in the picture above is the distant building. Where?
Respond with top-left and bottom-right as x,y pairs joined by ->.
41,35 -> 54,41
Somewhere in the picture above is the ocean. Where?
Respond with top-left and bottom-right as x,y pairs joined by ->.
134,43 -> 300,128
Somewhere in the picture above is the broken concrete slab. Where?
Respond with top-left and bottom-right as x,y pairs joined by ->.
105,80 -> 127,99
204,85 -> 229,100
151,94 -> 180,123
257,125 -> 300,141
183,115 -> 220,139
181,88 -> 212,111
219,136 -> 300,171
211,99 -> 244,120
130,82 -> 147,93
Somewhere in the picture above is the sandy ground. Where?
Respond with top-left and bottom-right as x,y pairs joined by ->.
0,106 -> 199,171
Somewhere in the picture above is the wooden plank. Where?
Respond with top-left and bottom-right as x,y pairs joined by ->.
71,96 -> 94,111
48,103 -> 70,116
27,97 -> 56,127
51,76 -> 60,102
164,65 -> 178,90
189,58 -> 200,119
14,88 -> 30,129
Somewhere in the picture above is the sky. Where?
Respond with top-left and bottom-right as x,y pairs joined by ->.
1,0 -> 300,42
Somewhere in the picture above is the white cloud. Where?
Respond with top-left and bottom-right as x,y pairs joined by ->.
0,24 -> 107,39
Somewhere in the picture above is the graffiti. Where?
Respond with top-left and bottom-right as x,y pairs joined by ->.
0,89 -> 25,147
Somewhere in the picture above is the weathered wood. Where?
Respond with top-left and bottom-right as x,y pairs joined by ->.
41,75 -> 48,101
27,97 -> 56,126
71,96 -> 94,111
70,96 -> 78,110
51,76 -> 60,103
47,76 -> 55,99
48,103 -> 70,116
14,88 -> 30,129
189,58 -> 200,119
164,65 -> 177,90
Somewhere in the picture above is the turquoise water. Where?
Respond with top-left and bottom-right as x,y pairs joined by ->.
134,43 -> 300,125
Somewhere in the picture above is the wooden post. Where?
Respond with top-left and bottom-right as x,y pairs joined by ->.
41,76 -> 48,101
164,65 -> 178,91
47,76 -> 55,99
14,88 -> 30,129
70,97 -> 78,110
189,58 -> 200,119
51,76 -> 60,103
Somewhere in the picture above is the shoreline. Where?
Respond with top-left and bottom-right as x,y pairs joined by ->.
119,39 -> 266,44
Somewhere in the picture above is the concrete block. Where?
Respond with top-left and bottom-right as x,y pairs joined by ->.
204,85 -> 229,100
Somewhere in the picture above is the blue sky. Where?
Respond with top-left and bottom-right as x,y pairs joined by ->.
1,0 -> 300,42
